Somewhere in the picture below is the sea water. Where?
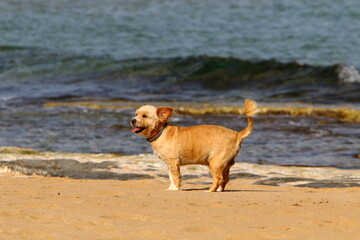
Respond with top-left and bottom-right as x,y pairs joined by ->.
0,0 -> 359,168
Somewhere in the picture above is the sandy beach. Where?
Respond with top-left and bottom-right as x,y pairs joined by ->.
1,171 -> 359,240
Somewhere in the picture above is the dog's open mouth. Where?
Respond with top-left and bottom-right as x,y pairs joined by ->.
132,127 -> 146,134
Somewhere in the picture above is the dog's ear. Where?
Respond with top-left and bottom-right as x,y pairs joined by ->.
157,107 -> 173,121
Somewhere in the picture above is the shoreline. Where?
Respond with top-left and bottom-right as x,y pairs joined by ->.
1,147 -> 359,188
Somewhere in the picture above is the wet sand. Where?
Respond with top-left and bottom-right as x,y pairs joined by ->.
1,172 -> 359,240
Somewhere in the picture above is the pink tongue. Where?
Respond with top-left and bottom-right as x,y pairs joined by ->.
132,127 -> 141,133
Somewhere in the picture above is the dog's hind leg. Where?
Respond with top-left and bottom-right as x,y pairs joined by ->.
217,158 -> 236,192
208,160 -> 227,192
217,164 -> 231,192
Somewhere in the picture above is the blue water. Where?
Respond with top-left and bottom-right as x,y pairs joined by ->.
1,0 -> 359,66
0,0 -> 359,168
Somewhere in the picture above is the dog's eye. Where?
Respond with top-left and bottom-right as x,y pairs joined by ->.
142,114 -> 147,118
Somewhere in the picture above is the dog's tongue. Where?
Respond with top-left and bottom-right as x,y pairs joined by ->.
132,127 -> 141,133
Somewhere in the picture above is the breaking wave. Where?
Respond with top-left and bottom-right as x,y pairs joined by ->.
1,46 -> 360,103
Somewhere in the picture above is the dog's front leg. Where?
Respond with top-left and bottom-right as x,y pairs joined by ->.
165,159 -> 181,191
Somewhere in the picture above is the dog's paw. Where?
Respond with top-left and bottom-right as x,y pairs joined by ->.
206,187 -> 223,192
217,187 -> 224,192
167,186 -> 180,191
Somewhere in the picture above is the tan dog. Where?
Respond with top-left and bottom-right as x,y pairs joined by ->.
131,99 -> 258,192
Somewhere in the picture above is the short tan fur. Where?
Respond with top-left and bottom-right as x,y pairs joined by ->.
131,99 -> 258,192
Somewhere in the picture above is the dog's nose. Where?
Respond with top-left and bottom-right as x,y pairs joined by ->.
131,118 -> 137,126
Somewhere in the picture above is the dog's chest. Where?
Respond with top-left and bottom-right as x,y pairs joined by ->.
151,141 -> 184,165
153,149 -> 165,161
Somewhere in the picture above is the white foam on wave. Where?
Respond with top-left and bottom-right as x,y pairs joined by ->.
337,64 -> 360,83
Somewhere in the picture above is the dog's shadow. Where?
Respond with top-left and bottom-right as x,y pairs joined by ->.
182,187 -> 280,193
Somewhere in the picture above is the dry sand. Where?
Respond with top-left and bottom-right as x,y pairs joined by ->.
1,172 -> 359,240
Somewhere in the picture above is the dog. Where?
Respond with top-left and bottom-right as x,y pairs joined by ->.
131,99 -> 258,192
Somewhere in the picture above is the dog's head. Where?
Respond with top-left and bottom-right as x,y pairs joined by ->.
131,105 -> 173,138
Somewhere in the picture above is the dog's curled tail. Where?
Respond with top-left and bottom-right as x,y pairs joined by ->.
237,99 -> 259,143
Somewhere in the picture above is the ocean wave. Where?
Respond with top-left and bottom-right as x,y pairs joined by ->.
0,159 -> 153,180
1,48 -> 359,103
2,47 -> 359,86
337,65 -> 360,83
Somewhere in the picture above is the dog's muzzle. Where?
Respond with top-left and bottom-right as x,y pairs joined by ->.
131,118 -> 146,134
